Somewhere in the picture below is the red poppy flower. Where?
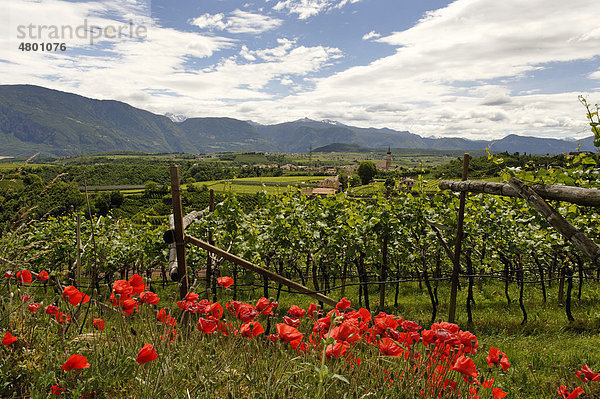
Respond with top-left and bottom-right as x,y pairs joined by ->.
16,270 -> 32,284
336,297 -> 351,310
421,329 -> 435,346
235,304 -> 258,323
255,297 -> 269,311
330,321 -> 361,344
21,294 -> 32,303
452,355 -> 478,378
62,285 -> 90,306
283,316 -> 301,328
431,321 -> 460,334
37,270 -> 49,281
217,276 -> 234,288
276,323 -> 303,349
313,315 -> 331,334
435,328 -> 460,345
157,308 -> 167,322
492,387 -> 508,399
157,308 -> 177,326
93,318 -> 105,331
373,313 -> 401,335
206,302 -> 224,320
184,292 -> 199,302
256,297 -> 275,315
198,317 -> 218,334
62,354 -> 90,370
287,305 -> 306,318
56,312 -> 70,324
486,347 -> 510,371
379,337 -> 404,357
358,308 -> 371,323
5,271 -> 14,279
326,340 -> 350,358
28,302 -> 41,312
136,343 -> 158,364
112,280 -> 133,297
140,291 -> 160,305
401,320 -> 422,332
121,298 -> 138,316
306,303 -> 318,318
2,332 -> 17,346
240,322 -> 264,338
128,274 -> 145,295
557,385 -> 584,399
51,384 -> 65,395
575,365 -> 600,382
458,330 -> 479,354
45,304 -> 60,315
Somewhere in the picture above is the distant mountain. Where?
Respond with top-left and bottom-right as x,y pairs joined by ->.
0,85 -> 595,157
313,143 -> 368,153
179,117 -> 276,152
164,112 -> 187,123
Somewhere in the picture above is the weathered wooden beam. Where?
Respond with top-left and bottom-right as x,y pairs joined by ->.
439,180 -> 600,207
170,166 -> 189,300
185,235 -> 340,308
508,177 -> 600,265
448,154 -> 470,323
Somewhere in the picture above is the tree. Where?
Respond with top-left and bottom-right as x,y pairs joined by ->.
338,173 -> 348,191
349,175 -> 361,187
384,177 -> 395,190
357,161 -> 377,185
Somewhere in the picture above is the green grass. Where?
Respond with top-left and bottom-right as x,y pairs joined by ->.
189,176 -> 324,194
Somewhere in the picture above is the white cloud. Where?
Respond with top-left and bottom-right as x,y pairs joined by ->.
590,69 -> 600,80
362,30 -> 380,41
272,0 -> 360,19
263,0 -> 600,139
191,9 -> 282,34
191,13 -> 228,31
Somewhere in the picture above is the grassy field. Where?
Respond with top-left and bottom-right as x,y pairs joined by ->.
2,270 -> 599,398
188,176 -> 325,195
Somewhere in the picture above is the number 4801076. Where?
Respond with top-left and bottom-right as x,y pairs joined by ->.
19,43 -> 66,51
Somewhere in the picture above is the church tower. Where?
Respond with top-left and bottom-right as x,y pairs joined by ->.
386,146 -> 392,171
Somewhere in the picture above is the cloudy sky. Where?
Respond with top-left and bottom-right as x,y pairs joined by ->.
1,0 -> 599,140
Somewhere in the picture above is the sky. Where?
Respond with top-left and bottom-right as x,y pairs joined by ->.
1,0 -> 599,141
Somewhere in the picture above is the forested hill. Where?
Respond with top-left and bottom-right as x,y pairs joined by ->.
0,85 -> 595,157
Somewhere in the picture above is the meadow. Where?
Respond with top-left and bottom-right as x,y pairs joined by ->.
2,271 -> 599,398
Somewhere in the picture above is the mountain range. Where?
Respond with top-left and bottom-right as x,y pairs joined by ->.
0,85 -> 595,157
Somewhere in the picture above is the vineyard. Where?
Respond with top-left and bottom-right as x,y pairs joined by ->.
2,151 -> 600,397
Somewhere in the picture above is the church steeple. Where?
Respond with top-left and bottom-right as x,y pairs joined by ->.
386,146 -> 392,171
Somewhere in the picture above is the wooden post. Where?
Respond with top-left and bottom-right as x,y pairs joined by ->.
207,189 -> 216,301
508,177 -> 600,265
380,235 -> 388,309
438,180 -> 600,207
185,235 -> 341,308
75,211 -> 82,288
170,166 -> 188,300
448,153 -> 470,323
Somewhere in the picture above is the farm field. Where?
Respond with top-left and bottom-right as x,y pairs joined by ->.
188,176 -> 325,195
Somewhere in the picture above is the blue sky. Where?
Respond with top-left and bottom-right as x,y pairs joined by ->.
1,0 -> 599,140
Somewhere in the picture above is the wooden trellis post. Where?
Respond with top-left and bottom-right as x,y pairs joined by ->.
170,165 -> 189,300
448,153 -> 470,323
